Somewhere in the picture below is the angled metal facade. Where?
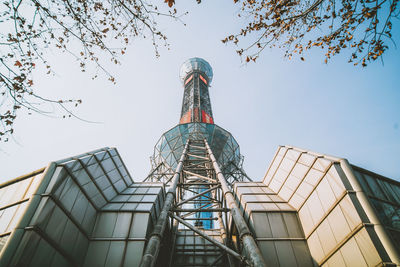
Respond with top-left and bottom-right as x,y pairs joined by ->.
0,148 -> 165,266
260,145 -> 400,266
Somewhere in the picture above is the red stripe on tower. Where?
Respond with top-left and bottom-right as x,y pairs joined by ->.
185,74 -> 193,85
201,110 -> 214,124
199,74 -> 207,85
179,110 -> 191,124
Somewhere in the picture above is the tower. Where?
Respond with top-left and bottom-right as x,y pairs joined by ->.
143,58 -> 264,266
0,58 -> 399,267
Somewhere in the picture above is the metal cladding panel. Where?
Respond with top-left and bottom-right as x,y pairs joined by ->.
0,148 -> 165,267
172,229 -> 224,266
0,169 -> 44,254
262,145 -> 400,266
233,182 -> 313,266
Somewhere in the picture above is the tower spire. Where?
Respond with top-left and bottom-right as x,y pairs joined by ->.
179,57 -> 214,124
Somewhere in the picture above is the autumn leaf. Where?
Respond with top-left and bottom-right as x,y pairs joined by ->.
102,28 -> 109,33
14,61 -> 22,67
27,80 -> 33,86
164,0 -> 175,7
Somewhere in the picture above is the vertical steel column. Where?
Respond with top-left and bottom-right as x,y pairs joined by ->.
217,210 -> 235,267
139,142 -> 189,267
204,139 -> 267,267
167,217 -> 180,267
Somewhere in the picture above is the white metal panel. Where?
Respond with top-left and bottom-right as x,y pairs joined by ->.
316,178 -> 336,213
84,241 -> 110,266
354,228 -> 382,266
275,241 -> 298,266
339,195 -> 361,230
340,238 -> 367,267
324,251 -> 346,267
316,219 -> 337,255
123,241 -> 145,267
307,232 -> 324,263
129,213 -> 150,238
113,213 -> 131,238
327,205 -> 351,243
104,241 -> 125,267
93,213 -> 118,237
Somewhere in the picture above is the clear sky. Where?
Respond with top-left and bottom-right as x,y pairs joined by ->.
1,2 -> 399,183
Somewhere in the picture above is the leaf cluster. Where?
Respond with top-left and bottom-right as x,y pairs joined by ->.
222,0 -> 398,65
0,0 -> 179,142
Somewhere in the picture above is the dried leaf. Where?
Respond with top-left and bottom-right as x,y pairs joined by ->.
164,0 -> 175,7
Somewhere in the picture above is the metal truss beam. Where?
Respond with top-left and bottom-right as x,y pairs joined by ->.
173,208 -> 229,212
176,185 -> 220,207
204,139 -> 267,267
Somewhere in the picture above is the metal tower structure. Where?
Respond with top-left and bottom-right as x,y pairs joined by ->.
140,58 -> 265,267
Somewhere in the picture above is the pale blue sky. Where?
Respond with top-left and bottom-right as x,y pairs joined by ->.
1,2 -> 399,183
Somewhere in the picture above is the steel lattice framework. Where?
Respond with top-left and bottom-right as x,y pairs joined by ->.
140,138 -> 266,267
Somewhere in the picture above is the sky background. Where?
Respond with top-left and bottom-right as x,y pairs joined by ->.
1,1 -> 399,183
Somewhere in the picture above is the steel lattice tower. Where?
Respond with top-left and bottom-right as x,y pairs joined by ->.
141,58 -> 266,267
